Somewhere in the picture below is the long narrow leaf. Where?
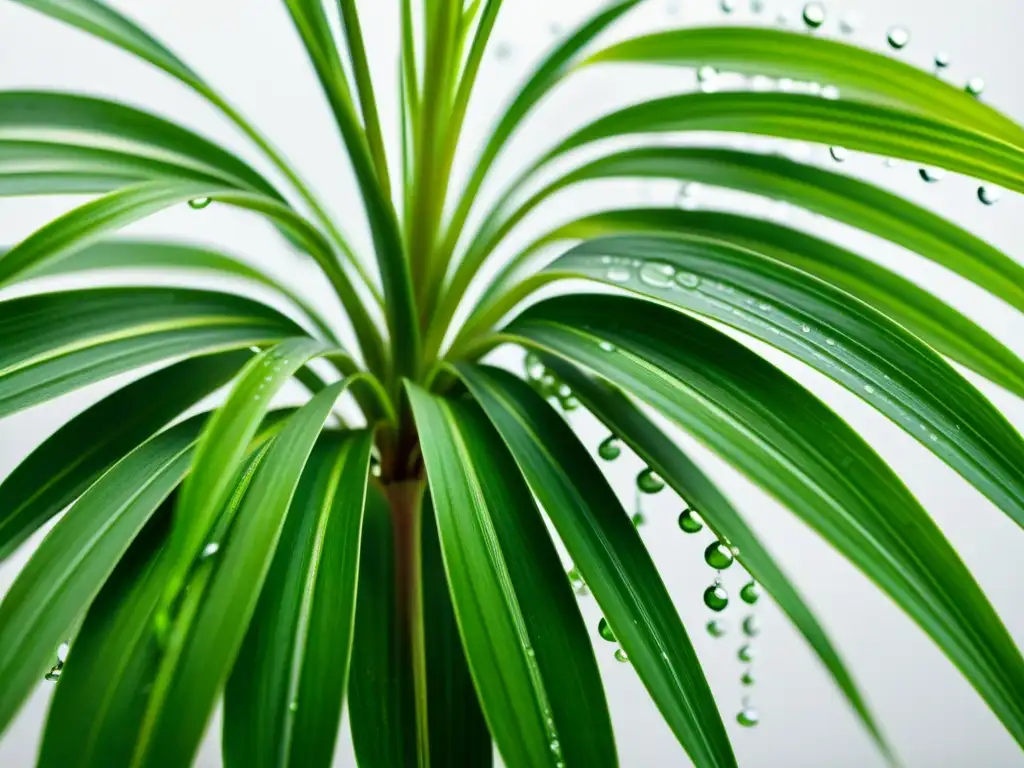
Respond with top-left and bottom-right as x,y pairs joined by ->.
407,383 -> 617,768
452,365 -> 736,768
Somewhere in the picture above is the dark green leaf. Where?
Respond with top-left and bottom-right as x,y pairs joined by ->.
452,365 -> 735,768
407,383 -> 617,768
504,294 -> 1024,750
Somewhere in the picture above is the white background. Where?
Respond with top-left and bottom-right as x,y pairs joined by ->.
1,0 -> 1023,765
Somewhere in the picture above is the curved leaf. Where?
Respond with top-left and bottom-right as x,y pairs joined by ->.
585,27 -> 1024,146
452,365 -> 736,768
544,93 -> 1024,194
0,91 -> 279,196
0,286 -> 301,418
537,235 -> 1024,533
224,431 -> 372,767
503,293 -> 1024,750
0,351 -> 249,561
549,361 -> 890,757
407,383 -> 617,768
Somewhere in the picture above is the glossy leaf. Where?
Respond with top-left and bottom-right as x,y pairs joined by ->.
549,361 -> 889,756
407,383 -> 617,768
504,294 -> 1024,749
453,365 -> 736,768
224,431 -> 372,767
348,486 -> 419,768
537,234 -> 1024,532
585,27 -> 1024,146
0,351 -> 248,561
0,286 -> 300,417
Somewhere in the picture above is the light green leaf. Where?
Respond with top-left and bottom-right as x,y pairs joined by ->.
0,286 -> 301,418
452,365 -> 736,768
537,235 -> 1024,534
504,294 -> 1024,750
133,381 -> 355,766
348,486 -> 419,768
0,351 -> 249,561
549,361 -> 890,758
224,431 -> 372,767
407,382 -> 617,768
584,27 -> 1024,146
421,493 -> 492,767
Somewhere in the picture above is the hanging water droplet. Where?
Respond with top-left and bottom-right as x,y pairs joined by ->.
741,581 -> 761,605
829,146 -> 848,163
524,353 -> 545,380
738,644 -> 756,663
614,647 -> 630,663
675,271 -> 700,289
703,584 -> 729,612
678,508 -> 704,533
539,373 -> 558,399
598,435 -> 622,461
637,468 -> 665,494
886,26 -> 910,50
201,542 -> 220,559
801,3 -> 826,30
719,0 -> 737,13
978,185 -> 1001,205
557,383 -> 571,399
705,541 -> 735,570
598,617 -> 617,642
559,395 -> 580,412
638,260 -> 677,289
606,266 -> 631,283
631,512 -> 646,528
188,197 -> 212,210
598,340 -> 616,353
741,670 -> 756,686
965,77 -> 985,97
933,51 -> 951,71
838,13 -> 858,34
742,616 -> 761,637
567,566 -> 583,586
707,619 -> 727,638
737,705 -> 760,727
918,167 -> 945,183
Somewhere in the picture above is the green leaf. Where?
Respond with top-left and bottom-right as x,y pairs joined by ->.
0,351 -> 249,561
158,339 -> 332,618
0,286 -> 301,418
421,493 -> 492,767
543,93 -> 1024,194
133,381 -> 356,766
538,235 -> 1024,534
407,383 -> 617,768
504,294 -> 1024,750
549,361 -> 890,757
452,365 -> 736,768
584,27 -> 1024,146
224,431 -> 372,767
348,486 -> 419,768
0,91 -> 279,196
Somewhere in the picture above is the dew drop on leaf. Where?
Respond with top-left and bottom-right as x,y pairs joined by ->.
598,617 -> 616,642
965,77 -> 985,97
678,508 -> 704,533
638,261 -> 677,289
705,541 -> 735,570
614,647 -> 630,663
606,267 -> 631,283
918,167 -> 945,183
801,3 -> 826,30
934,51 -> 951,71
704,584 -> 729,612
886,26 -> 910,50
188,197 -> 212,210
740,581 -> 761,605
201,542 -> 220,559
636,468 -> 665,494
978,185 -> 1001,205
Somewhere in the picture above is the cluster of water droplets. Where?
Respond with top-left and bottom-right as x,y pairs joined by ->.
524,352 -> 581,413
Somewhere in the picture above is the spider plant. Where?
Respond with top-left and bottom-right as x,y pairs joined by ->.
1,0 -> 1023,764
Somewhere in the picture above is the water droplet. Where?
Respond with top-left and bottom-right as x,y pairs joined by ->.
918,167 -> 945,183
886,26 -> 910,50
750,0 -> 765,12
44,667 -> 61,682
742,616 -> 761,637
821,85 -> 840,100
289,700 -> 299,713
801,3 -> 825,30
559,395 -> 580,412
606,267 -> 631,283
800,324 -> 811,333
775,11 -> 791,27
56,642 -> 69,663
705,541 -> 735,570
740,581 -> 761,605
965,77 -> 985,97
201,542 -> 220,559
631,512 -> 646,528
557,384 -> 571,399
598,340 -> 616,353
697,65 -> 717,85
598,617 -> 616,642
838,13 -> 858,34
738,644 -> 756,663
737,705 -> 760,727
614,647 -> 630,663
829,146 -> 848,163
526,646 -> 536,658
524,353 -> 545,380
550,739 -> 560,753
639,261 -> 677,289
719,0 -> 737,13
978,185 -> 1001,205
825,338 -> 836,346
934,51 -> 951,71
707,619 -> 727,638
675,271 -> 700,289
704,584 -> 729,612
598,435 -> 622,461
678,508 -> 704,533
637,468 -> 665,494
188,197 -> 212,210
567,566 -> 584,586
741,670 -> 756,686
